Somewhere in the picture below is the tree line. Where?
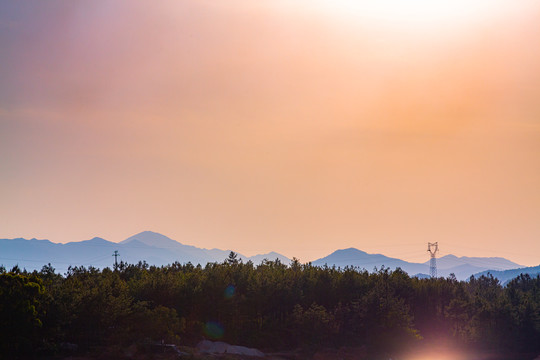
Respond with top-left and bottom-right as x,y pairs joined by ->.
0,252 -> 539,358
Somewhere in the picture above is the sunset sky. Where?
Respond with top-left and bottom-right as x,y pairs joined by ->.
1,1 -> 539,266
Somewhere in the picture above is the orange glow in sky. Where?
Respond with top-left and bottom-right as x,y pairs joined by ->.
314,0 -> 491,24
1,1 -> 539,265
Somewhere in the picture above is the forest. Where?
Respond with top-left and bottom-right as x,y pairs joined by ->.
1,252 -> 539,359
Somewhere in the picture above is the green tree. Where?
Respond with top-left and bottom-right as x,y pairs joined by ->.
0,272 -> 45,356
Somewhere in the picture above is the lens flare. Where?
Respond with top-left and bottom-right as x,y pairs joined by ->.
403,349 -> 468,360
224,284 -> 236,299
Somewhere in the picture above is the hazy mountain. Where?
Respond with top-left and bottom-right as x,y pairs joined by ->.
0,231 -> 291,272
311,248 -> 525,281
437,264 -> 487,280
121,231 -> 231,264
243,251 -> 291,265
473,265 -> 540,285
122,231 -> 183,248
0,233 -> 530,282
0,237 -> 117,271
312,248 -> 428,275
426,254 -> 521,271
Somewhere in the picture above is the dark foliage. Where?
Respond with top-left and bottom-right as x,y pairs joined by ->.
0,257 -> 539,358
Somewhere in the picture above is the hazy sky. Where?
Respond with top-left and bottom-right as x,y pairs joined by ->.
1,1 -> 539,266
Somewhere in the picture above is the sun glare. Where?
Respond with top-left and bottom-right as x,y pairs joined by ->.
313,0 -> 515,31
402,347 -> 470,360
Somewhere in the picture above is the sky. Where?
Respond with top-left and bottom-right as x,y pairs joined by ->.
1,1 -> 539,266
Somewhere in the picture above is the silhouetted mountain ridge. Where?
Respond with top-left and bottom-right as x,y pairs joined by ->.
0,232 -> 534,283
427,254 -> 520,271
312,247 -> 523,280
0,231 -> 290,272
473,265 -> 540,285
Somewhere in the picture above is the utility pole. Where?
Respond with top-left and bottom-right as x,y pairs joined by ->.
427,242 -> 438,278
112,250 -> 120,269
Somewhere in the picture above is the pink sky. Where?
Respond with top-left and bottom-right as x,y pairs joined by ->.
1,1 -> 539,265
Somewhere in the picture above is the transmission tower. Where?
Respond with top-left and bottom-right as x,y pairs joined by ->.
112,250 -> 120,269
427,242 -> 438,278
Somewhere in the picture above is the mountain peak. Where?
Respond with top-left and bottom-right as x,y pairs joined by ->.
243,251 -> 291,265
89,237 -> 107,242
331,248 -> 370,257
121,231 -> 182,248
137,230 -> 162,236
314,248 -> 393,268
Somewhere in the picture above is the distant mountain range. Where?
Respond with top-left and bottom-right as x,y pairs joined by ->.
0,231 -> 290,272
312,248 -> 526,281
1,231 -> 537,283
